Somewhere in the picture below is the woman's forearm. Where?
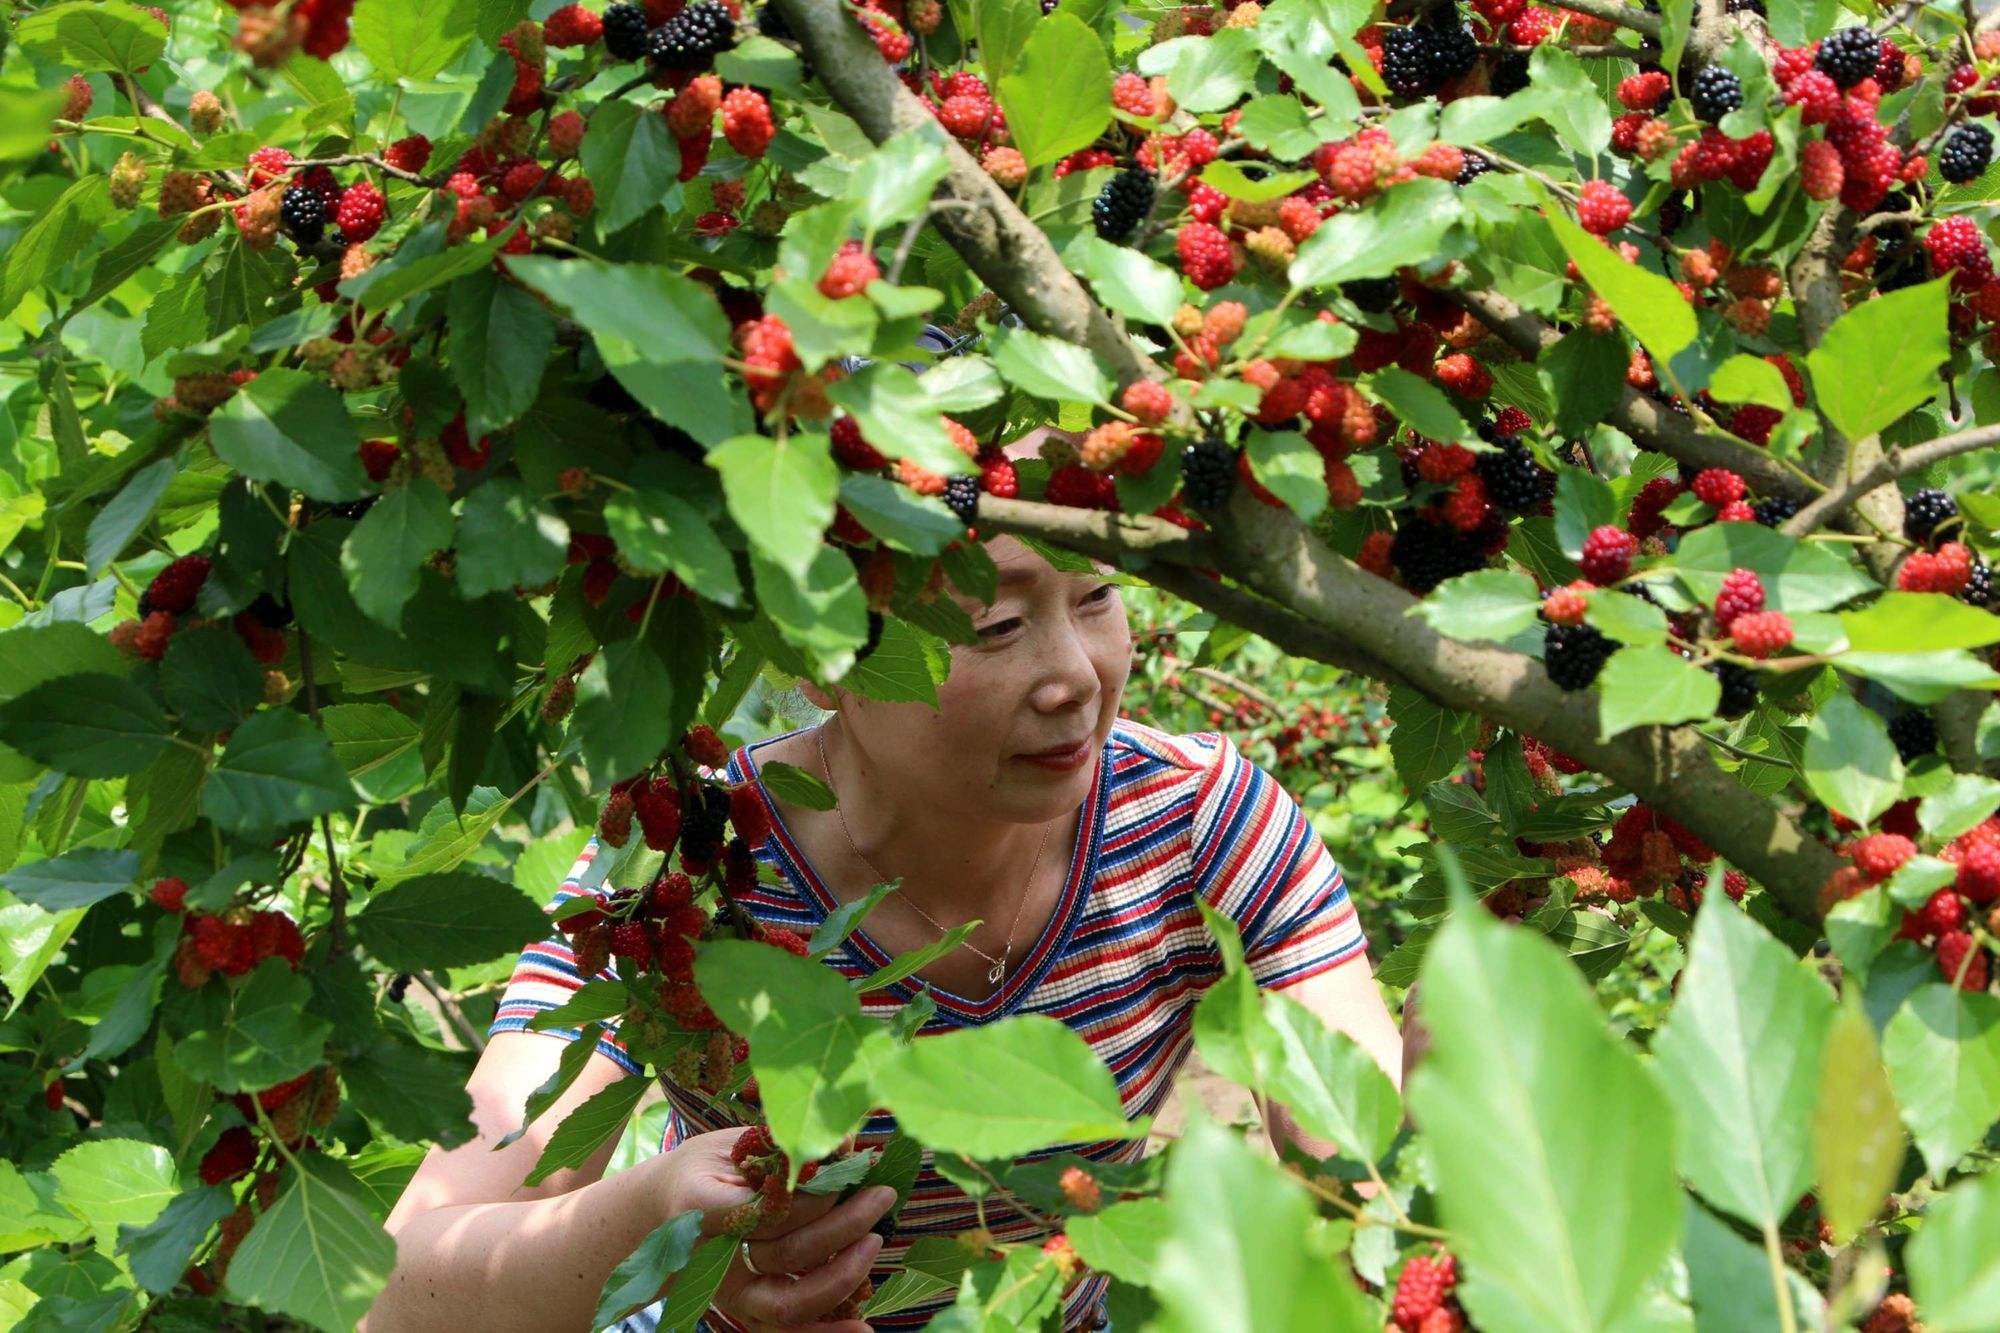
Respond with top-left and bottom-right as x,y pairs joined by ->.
365,1149 -> 690,1333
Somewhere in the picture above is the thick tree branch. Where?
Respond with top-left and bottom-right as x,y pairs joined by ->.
1782,420 -> 2000,539
1442,284 -> 1816,500
975,495 -> 1217,568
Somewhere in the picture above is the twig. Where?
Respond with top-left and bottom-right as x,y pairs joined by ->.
296,626 -> 350,951
1781,420 -> 2000,537
415,970 -> 489,1051
283,151 -> 447,189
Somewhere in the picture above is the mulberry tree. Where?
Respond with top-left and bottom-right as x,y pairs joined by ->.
1,0 -> 1998,1328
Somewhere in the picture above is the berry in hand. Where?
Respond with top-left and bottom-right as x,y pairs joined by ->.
1092,167 -> 1156,243
1816,26 -> 1883,90
1939,124 -> 1994,184
1689,66 -> 1743,124
1543,621 -> 1614,691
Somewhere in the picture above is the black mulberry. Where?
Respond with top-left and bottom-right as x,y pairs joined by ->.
1092,167 -> 1155,243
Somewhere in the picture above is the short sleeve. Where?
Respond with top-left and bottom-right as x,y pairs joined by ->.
1189,733 -> 1367,988
488,835 -> 642,1076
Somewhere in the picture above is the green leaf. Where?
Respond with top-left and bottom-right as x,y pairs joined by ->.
1412,569 -> 1543,644
341,225 -> 508,308
352,871 -> 550,971
0,848 -> 137,911
1547,207 -> 1695,371
160,625 -> 267,733
320,703 -> 423,803
1387,686 -> 1478,792
755,761 -> 834,816
1528,46 -> 1612,157
996,13 -> 1112,165
455,476 -> 570,599
696,939 -> 876,1167
571,638 -> 687,789
853,922 -> 979,996
118,1187 -> 235,1294
1,177 -> 104,322
449,269 -> 556,436
202,708 -> 358,835
1367,366 -> 1473,443
1881,985 -> 2000,1177
1810,997 -> 1907,1244
978,0 -> 1042,83
845,618 -> 948,707
1244,428 -> 1325,522
341,1031 -> 476,1148
595,1210 -> 705,1329
602,461 -> 742,606
1919,775 -> 2000,843
175,959 -> 333,1093
0,673 -> 171,777
1262,993 -> 1401,1162
16,1 -> 165,73
869,1015 -> 1143,1159
1708,353 -> 1794,409
1072,237 -> 1184,326
1802,693 -> 1904,829
752,546 -> 870,671
1151,1116 -> 1374,1333
1841,591 -> 2000,654
714,33 -> 807,96
224,1155 -> 396,1333
654,1234 -> 738,1333
1805,277 -> 1949,441
209,369 -> 369,502
986,325 -> 1113,405
1907,1169 -> 2000,1332
1407,901 -> 1680,1333
1539,331 -> 1630,438
709,433 -> 839,581
340,480 -> 453,627
50,1138 -> 177,1253
525,1075 -> 651,1187
1682,1197 -> 1826,1332
837,474 -> 964,557
352,0 -> 475,81
0,903 -> 87,1018
1066,1197 -> 1170,1284
844,123 -> 955,229
1597,645 -> 1723,738
1668,521 -> 1875,614
579,100 -> 682,234
84,458 -> 175,576
1652,902 -> 1836,1230
825,365 -> 975,476
1289,178 -> 1463,290
1199,161 -> 1317,204
1159,25 -> 1262,114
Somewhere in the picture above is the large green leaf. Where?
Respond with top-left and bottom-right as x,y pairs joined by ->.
84,457 -> 175,576
1289,178 -> 1463,290
118,1187 -> 236,1294
1682,1197 -> 1825,1332
579,99 -> 683,234
708,432 -> 839,581
603,464 -> 743,608
174,959 -> 333,1093
1810,997 -> 1906,1243
1597,645 -> 1723,739
869,1015 -> 1142,1160
0,673 -> 171,777
1547,208 -> 1695,371
1667,522 -> 1873,614
997,14 -> 1113,167
224,1155 -> 396,1333
1244,428 -> 1326,522
594,1210 -> 705,1329
570,638 -> 685,790
1150,1116 -> 1374,1333
448,269 -> 555,436
986,325 -> 1114,405
1801,693 -> 1903,829
161,624 -> 268,733
695,939 -> 876,1168
1072,237 -> 1184,326
524,1074 -> 651,1186
1262,992 -> 1401,1163
843,123 -> 955,229
319,703 -> 423,803
201,708 -> 359,834
1406,902 -> 1680,1333
507,257 -> 728,366
1652,902 -> 1835,1230
1412,569 -> 1543,644
16,1 -> 165,73
340,479 -> 454,627
1881,985 -> 2000,1177
352,0 -> 476,80
49,1138 -> 177,1253
1907,1169 -> 2000,1332
1805,277 -> 1949,442
352,871 -> 550,972
377,784 -> 515,884
0,848 -> 138,911
454,476 -> 569,599
1841,591 -> 2000,654
208,369 -> 369,502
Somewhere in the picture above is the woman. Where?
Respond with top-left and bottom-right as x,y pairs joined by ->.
371,498 -> 1405,1331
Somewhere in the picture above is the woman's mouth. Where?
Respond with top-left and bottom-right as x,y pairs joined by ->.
1014,739 -> 1093,772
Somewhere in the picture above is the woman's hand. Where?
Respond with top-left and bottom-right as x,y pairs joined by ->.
667,1128 -> 895,1332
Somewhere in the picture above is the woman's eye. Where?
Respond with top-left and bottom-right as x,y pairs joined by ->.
977,617 -> 1022,640
1083,583 -> 1117,605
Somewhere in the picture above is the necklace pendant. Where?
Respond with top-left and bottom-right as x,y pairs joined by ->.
987,960 -> 1005,985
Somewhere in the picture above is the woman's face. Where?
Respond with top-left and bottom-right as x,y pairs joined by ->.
838,535 -> 1132,824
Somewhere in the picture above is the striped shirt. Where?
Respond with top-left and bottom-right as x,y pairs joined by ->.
491,720 -> 1368,1330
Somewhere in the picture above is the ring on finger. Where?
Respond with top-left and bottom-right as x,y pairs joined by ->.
739,1239 -> 764,1277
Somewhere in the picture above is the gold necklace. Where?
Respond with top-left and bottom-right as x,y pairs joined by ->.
813,724 -> 1049,987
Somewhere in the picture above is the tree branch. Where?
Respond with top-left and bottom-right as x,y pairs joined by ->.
1782,420 -> 2000,539
975,495 -> 1217,568
1440,283 -> 1817,500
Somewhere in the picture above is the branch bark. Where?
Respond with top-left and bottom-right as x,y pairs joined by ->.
1782,421 -> 2000,539
778,0 -> 1851,918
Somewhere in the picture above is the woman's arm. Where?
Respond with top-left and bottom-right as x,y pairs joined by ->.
366,1032 -> 691,1331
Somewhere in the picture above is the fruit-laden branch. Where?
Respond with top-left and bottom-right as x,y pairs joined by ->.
767,0 -> 1160,392
776,0 -> 1848,919
1387,0 -> 1663,38
985,494 -> 1845,921
1440,284 -> 1816,501
1782,420 -> 2000,539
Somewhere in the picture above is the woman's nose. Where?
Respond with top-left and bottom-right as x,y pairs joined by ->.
1029,621 -> 1101,711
